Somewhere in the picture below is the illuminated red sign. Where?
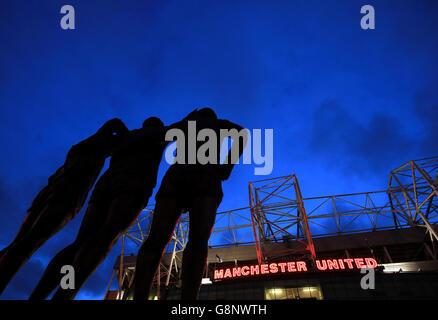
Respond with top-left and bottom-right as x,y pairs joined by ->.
213,258 -> 378,280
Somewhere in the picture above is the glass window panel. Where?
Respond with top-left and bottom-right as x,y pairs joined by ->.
286,288 -> 299,299
265,288 -> 286,300
298,287 -> 312,299
265,286 -> 323,300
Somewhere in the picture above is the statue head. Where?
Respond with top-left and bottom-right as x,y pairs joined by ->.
98,118 -> 128,136
197,107 -> 217,120
142,117 -> 164,128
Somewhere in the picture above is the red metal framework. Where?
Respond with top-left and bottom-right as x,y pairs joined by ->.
106,156 -> 438,299
388,157 -> 438,241
248,175 -> 316,265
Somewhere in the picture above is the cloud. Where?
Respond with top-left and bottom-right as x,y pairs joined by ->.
0,171 -> 112,300
308,100 -> 417,176
0,258 -> 45,299
0,176 -> 22,245
76,258 -> 114,299
413,91 -> 438,155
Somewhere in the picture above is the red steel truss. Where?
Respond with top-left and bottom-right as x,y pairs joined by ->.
105,156 -> 438,299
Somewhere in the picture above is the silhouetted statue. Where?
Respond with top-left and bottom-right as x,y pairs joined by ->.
31,116 -> 188,300
133,108 -> 246,300
0,119 -> 128,295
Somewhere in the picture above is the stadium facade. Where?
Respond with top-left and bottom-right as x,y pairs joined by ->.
104,157 -> 438,300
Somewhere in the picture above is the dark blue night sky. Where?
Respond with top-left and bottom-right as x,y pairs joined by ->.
0,0 -> 437,299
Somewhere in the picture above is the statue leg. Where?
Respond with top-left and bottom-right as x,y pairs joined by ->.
181,196 -> 218,300
50,237 -> 115,300
52,193 -> 148,300
133,198 -> 182,300
29,242 -> 79,300
74,188 -> 111,243
0,202 -> 72,295
30,192 -> 109,300
0,186 -> 52,259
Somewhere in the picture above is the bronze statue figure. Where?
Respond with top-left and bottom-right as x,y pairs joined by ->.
31,116 -> 188,300
133,108 -> 246,300
0,119 -> 128,295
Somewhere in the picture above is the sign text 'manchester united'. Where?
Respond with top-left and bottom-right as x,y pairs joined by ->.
213,258 -> 378,280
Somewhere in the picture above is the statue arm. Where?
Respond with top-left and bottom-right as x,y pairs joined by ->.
66,118 -> 128,163
219,120 -> 248,181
